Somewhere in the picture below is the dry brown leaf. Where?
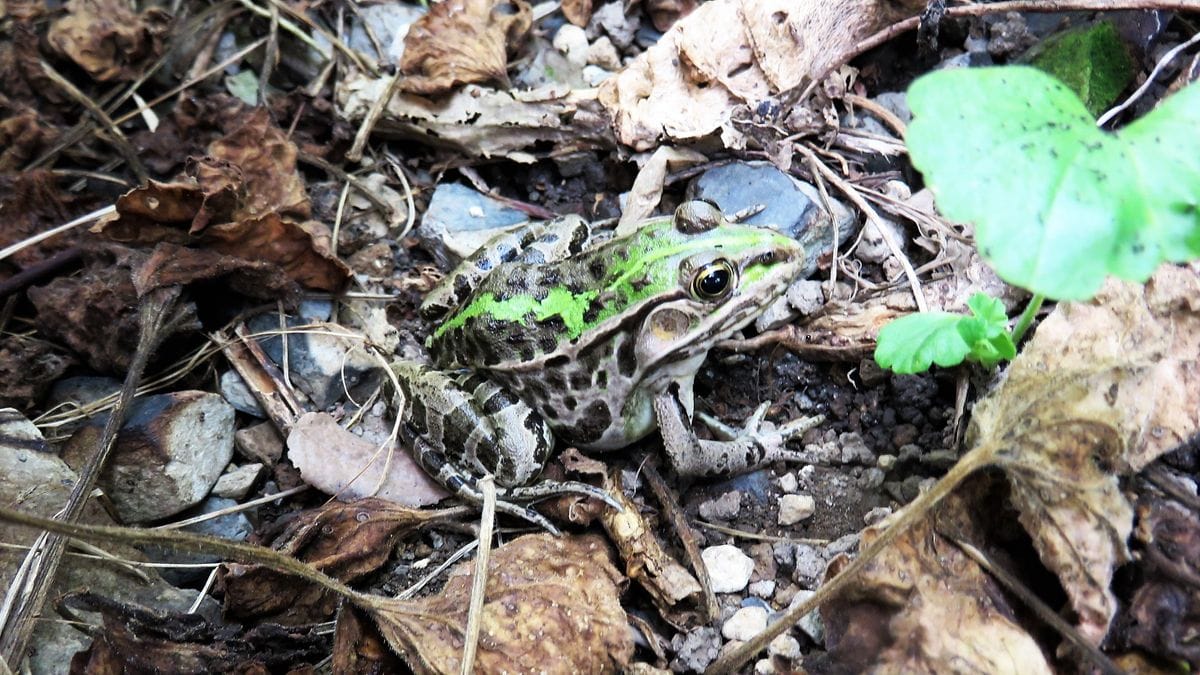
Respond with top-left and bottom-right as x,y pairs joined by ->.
359,533 -> 633,674
645,0 -> 697,32
598,0 -> 925,150
0,335 -> 73,410
202,107 -> 310,221
823,488 -> 1052,674
286,411 -> 449,506
967,264 -> 1200,645
338,78 -> 613,158
399,0 -> 532,95
65,593 -> 327,672
221,498 -> 452,624
46,0 -> 170,82
560,0 -> 592,27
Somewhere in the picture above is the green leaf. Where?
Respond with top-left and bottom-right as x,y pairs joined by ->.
874,293 -> 1015,374
906,67 -> 1200,301
1028,21 -> 1135,116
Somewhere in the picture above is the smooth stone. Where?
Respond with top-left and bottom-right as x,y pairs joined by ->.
778,494 -> 815,526
722,606 -> 768,641
702,545 -> 755,593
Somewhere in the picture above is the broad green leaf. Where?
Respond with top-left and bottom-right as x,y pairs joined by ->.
1028,21 -> 1135,116
907,67 -> 1200,300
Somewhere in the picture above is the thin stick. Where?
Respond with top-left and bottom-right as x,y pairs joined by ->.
462,476 -> 496,675
1097,29 -> 1200,127
0,206 -> 114,263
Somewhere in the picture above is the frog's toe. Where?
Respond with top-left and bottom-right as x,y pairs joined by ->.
505,480 -> 623,511
492,499 -> 563,536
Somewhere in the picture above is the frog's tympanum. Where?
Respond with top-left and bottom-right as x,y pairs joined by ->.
392,200 -> 822,531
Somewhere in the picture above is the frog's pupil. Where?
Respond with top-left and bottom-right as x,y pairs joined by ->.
700,268 -> 730,296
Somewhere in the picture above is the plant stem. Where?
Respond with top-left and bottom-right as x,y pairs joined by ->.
1010,293 -> 1045,345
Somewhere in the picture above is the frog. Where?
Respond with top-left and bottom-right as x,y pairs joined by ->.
391,200 -> 824,532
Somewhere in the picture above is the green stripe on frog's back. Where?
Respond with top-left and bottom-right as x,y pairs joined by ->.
427,218 -> 794,366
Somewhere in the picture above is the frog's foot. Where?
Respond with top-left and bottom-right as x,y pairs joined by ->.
504,479 -> 623,511
657,391 -> 825,477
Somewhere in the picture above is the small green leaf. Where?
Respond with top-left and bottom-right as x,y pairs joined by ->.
225,70 -> 260,106
874,293 -> 1015,374
874,312 -> 970,374
1028,21 -> 1135,116
907,67 -> 1200,300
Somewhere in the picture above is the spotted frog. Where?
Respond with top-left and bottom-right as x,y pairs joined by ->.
392,201 -> 823,531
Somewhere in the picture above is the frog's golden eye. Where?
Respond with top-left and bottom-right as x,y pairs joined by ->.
691,259 -> 736,300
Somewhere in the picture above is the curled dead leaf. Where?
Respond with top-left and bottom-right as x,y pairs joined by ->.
967,264 -> 1200,645
47,0 -> 170,82
598,0 -> 924,149
202,108 -> 310,220
357,533 -> 632,674
222,498 -> 455,624
823,488 -> 1053,673
399,0 -> 532,95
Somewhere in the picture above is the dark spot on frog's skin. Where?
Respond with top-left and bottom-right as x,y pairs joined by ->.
594,370 -> 607,388
583,299 -> 604,324
542,404 -> 558,420
519,345 -> 537,362
540,269 -> 562,287
545,371 -> 566,391
476,439 -> 499,472
573,400 -> 612,444
538,334 -> 558,353
617,335 -> 637,377
475,258 -> 493,272
408,398 -> 429,434
500,248 -> 520,263
525,379 -> 549,404
564,395 -> 577,410
481,389 -> 510,415
546,355 -> 569,369
568,223 -> 590,253
569,372 -> 590,391
520,250 -> 547,265
452,275 -> 473,301
631,276 -> 652,292
589,259 -> 606,279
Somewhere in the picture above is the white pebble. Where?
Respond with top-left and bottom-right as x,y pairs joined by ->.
702,545 -> 755,593
721,606 -> 768,642
778,494 -> 815,526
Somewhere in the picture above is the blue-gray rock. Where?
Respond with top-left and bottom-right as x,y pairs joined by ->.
245,315 -> 382,409
419,183 -> 531,267
219,370 -> 266,417
148,496 -> 254,585
688,162 -> 857,279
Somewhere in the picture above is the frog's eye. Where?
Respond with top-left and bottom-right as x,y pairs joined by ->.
675,200 -> 724,234
691,259 -> 736,300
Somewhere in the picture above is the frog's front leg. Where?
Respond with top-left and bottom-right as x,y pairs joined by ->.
653,382 -> 824,477
390,362 -> 616,533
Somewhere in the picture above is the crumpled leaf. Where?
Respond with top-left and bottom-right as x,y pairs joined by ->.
46,0 -> 170,82
598,0 -> 924,150
357,533 -> 632,674
93,109 -> 351,292
26,245 -> 142,373
221,498 -> 453,624
286,411 -> 448,507
399,0 -> 532,95
1113,495 -> 1200,668
967,263 -> 1200,644
0,335 -> 74,409
823,488 -> 1053,674
64,593 -> 328,672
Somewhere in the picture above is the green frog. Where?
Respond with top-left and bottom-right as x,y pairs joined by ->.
392,200 -> 823,532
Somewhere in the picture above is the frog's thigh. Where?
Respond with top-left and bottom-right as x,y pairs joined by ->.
392,362 -> 551,487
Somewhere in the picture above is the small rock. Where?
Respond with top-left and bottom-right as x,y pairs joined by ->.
856,214 -> 907,264
708,468 -> 771,504
669,626 -> 720,672
784,279 -> 825,316
839,432 -> 875,465
702,545 -> 755,593
591,1 -> 639,49
891,423 -> 918,447
754,658 -> 776,674
698,490 -> 742,520
748,542 -> 777,582
586,36 -> 622,70
791,544 -> 827,588
768,634 -> 801,660
789,590 -> 826,644
148,496 -> 253,585
864,506 -> 893,526
235,421 -> 284,466
897,443 -> 922,463
778,494 -> 815,526
859,467 -> 886,490
877,454 -> 897,471
219,370 -> 265,417
48,375 -> 121,409
582,64 -> 612,86
748,580 -> 776,599
772,541 -> 795,568
777,472 -> 798,494
857,357 -> 888,387
418,183 -> 529,267
722,606 -> 768,641
872,92 -> 911,124
553,24 -> 589,66
62,392 -> 235,523
246,315 -> 382,409
213,463 -> 265,500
